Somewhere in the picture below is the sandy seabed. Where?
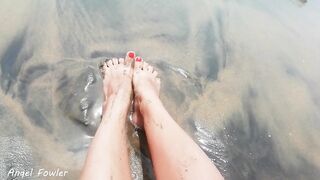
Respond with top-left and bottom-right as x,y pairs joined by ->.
0,0 -> 320,179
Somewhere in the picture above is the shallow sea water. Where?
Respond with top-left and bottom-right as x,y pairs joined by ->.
0,0 -> 320,179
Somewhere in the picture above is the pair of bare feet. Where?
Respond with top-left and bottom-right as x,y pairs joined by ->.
99,51 -> 159,128
82,51 -> 224,180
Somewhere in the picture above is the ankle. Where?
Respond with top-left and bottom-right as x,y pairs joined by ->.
138,94 -> 161,114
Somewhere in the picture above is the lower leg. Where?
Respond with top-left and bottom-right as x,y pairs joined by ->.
81,55 -> 134,180
142,97 -> 223,180
132,59 -> 224,180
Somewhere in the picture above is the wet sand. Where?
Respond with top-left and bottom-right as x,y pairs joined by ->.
1,0 -> 320,179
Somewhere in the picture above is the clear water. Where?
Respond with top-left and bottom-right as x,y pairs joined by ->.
1,0 -> 320,179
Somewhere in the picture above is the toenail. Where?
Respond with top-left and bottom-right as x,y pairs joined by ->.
135,57 -> 142,62
128,51 -> 135,58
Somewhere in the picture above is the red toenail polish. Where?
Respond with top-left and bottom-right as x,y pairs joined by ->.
128,51 -> 135,58
135,57 -> 142,62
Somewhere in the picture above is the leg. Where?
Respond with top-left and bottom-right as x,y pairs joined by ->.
80,53 -> 135,180
132,58 -> 224,180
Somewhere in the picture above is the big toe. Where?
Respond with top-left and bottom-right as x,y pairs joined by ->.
134,56 -> 143,70
125,51 -> 136,66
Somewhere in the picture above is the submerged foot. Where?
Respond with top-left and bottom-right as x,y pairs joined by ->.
132,57 -> 161,128
99,52 -> 135,113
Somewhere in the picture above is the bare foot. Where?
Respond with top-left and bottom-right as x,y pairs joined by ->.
99,52 -> 135,113
132,57 -> 161,128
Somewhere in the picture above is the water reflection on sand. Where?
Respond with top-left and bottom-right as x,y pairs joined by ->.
1,0 -> 320,179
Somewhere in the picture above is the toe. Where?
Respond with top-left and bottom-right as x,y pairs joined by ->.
125,51 -> 135,65
102,62 -> 108,72
153,70 -> 158,77
156,78 -> 161,85
112,58 -> 119,65
107,59 -> 113,67
147,65 -> 154,72
119,58 -> 125,64
134,56 -> 143,70
99,61 -> 105,70
142,62 -> 148,70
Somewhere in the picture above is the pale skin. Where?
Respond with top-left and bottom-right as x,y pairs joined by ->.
80,52 -> 224,180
